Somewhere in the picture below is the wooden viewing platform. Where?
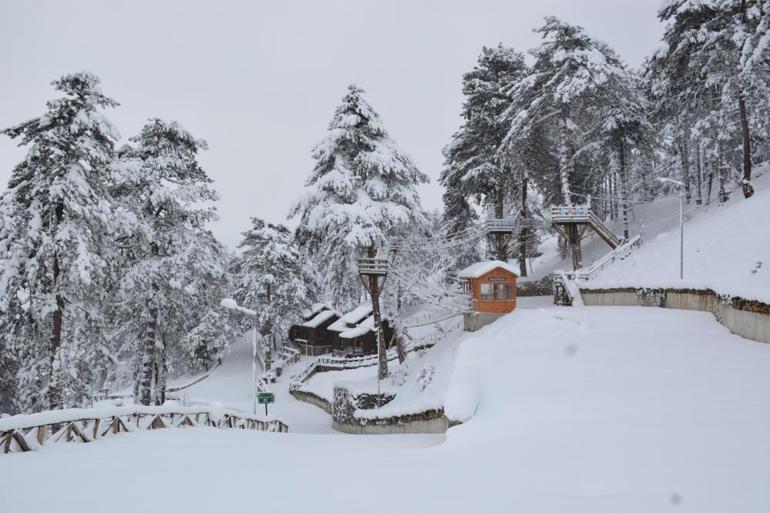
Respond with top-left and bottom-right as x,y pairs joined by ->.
550,205 -> 622,270
357,257 -> 390,275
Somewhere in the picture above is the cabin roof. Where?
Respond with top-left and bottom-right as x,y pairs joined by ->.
328,302 -> 373,332
339,316 -> 375,339
458,260 -> 519,279
301,308 -> 340,328
302,302 -> 332,320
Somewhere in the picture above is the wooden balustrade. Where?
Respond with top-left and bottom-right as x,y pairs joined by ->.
1,406 -> 288,455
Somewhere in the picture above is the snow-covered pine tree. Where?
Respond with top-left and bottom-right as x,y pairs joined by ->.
441,45 -> 529,266
232,218 -> 311,349
110,119 -> 226,405
290,84 -> 428,310
653,0 -> 770,200
504,17 -> 627,207
0,71 -> 119,411
594,71 -> 655,240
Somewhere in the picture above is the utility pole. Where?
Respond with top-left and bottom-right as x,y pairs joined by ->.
358,245 -> 390,381
657,178 -> 685,280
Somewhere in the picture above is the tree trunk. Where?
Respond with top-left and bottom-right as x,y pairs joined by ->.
558,116 -> 573,206
718,140 -> 729,203
618,137 -> 630,241
494,188 -> 507,261
706,153 -> 715,205
371,287 -> 387,379
137,242 -> 159,405
153,338 -> 167,405
738,95 -> 755,198
518,177 -> 528,277
694,140 -> 703,205
365,245 -> 388,379
680,131 -> 691,204
48,201 -> 65,410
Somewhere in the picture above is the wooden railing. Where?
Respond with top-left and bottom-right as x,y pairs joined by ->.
289,333 -> 440,391
575,235 -> 641,280
0,405 -> 288,455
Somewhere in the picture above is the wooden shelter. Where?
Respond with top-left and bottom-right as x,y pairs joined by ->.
327,302 -> 392,357
288,304 -> 341,355
459,260 -> 518,331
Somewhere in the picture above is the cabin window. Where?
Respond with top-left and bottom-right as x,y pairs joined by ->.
494,283 -> 513,300
480,284 -> 494,300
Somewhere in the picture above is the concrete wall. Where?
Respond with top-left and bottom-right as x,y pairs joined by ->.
332,416 -> 449,435
581,287 -> 770,344
464,312 -> 506,332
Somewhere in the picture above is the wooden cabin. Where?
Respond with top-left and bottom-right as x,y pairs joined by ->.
288,304 -> 341,355
327,302 -> 393,357
459,260 -> 518,331
289,302 -> 393,357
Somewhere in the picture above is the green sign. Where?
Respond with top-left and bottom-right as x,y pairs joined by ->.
257,392 -> 275,404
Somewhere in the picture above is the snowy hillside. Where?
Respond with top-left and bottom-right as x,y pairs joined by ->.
590,167 -> 770,302
526,167 -> 770,304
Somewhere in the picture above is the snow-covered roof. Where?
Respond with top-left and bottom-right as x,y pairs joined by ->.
328,303 -> 373,332
302,302 -> 332,320
339,316 -> 375,339
301,308 -> 339,328
458,260 -> 519,279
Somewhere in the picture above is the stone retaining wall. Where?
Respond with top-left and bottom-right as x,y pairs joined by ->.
581,287 -> 770,343
289,389 -> 332,415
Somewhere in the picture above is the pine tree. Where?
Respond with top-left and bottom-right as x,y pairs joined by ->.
653,0 -> 770,200
0,71 -> 119,411
110,119 -> 224,405
232,218 -> 311,349
595,71 -> 654,240
504,17 -> 627,207
290,84 -> 428,309
441,45 -> 529,263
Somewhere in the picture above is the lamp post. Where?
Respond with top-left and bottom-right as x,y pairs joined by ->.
220,298 -> 259,414
657,178 -> 684,280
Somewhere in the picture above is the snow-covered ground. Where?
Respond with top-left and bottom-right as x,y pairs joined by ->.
525,166 -> 770,304
4,303 -> 769,513
591,169 -> 770,302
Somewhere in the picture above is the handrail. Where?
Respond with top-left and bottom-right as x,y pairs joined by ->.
1,404 -> 289,454
575,235 -> 641,280
289,332 -> 440,391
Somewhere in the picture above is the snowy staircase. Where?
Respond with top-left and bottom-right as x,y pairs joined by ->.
553,272 -> 583,306
587,212 -> 621,249
553,235 -> 642,306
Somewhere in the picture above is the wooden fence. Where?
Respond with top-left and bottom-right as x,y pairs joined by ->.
1,405 -> 288,455
289,332 -> 440,391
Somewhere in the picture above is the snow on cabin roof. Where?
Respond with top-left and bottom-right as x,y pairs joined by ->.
458,260 -> 519,279
301,308 -> 339,328
328,302 -> 373,332
302,302 -> 332,319
339,315 -> 375,339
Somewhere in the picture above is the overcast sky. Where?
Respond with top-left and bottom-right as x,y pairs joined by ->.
0,0 -> 663,248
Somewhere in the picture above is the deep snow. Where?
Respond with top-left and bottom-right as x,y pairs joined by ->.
3,304 -> 769,513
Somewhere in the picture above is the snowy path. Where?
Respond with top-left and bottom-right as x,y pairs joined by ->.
179,330 -> 333,433
3,305 -> 770,513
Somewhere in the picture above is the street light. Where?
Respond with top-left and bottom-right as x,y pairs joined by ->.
657,177 -> 684,280
220,298 -> 259,414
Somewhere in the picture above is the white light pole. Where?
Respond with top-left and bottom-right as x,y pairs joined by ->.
657,178 -> 684,280
220,298 -> 259,414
